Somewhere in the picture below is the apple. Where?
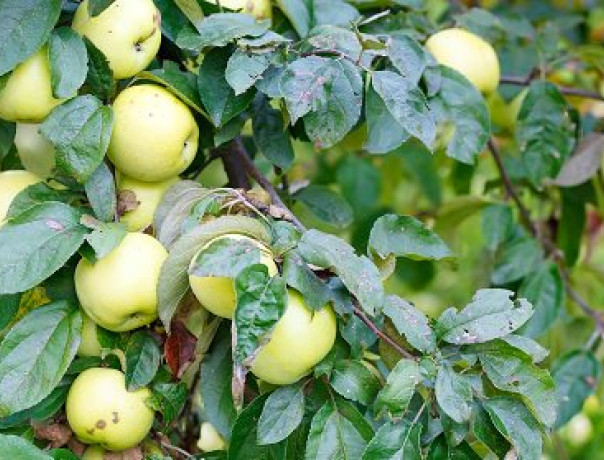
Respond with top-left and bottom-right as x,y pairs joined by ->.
197,422 -> 227,452
14,123 -> 56,178
77,310 -> 103,357
0,170 -> 42,221
117,173 -> 179,232
72,0 -> 161,80
189,234 -> 278,318
0,46 -> 66,122
66,368 -> 154,451
75,232 -> 168,332
207,0 -> 272,20
82,445 -> 105,460
425,28 -> 500,94
107,84 -> 199,182
250,290 -> 337,385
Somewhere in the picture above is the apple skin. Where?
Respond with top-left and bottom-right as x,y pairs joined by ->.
72,0 -> 161,80
207,0 -> 272,20
197,422 -> 227,452
0,46 -> 66,122
77,310 -> 103,357
66,368 -> 154,451
425,28 -> 500,94
81,445 -> 105,460
107,84 -> 199,182
117,174 -> 179,232
251,290 -> 337,385
75,232 -> 168,332
14,123 -> 56,179
0,170 -> 42,221
189,234 -> 278,318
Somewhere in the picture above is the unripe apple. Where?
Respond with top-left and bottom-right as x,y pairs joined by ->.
251,290 -> 337,385
75,232 -> 168,332
197,422 -> 227,452
0,170 -> 42,221
82,445 -> 105,459
116,173 -> 179,232
425,28 -> 500,94
0,46 -> 66,122
108,85 -> 199,182
66,368 -> 154,451
189,234 -> 278,318
72,0 -> 161,80
207,0 -> 272,20
14,123 -> 56,178
77,310 -> 103,357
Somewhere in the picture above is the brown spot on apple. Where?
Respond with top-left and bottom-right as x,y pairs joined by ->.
112,411 -> 120,424
95,419 -> 107,430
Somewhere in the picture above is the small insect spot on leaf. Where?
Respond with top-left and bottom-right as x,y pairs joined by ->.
45,219 -> 64,231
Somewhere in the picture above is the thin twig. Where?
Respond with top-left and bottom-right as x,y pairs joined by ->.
160,439 -> 193,458
500,75 -> 604,102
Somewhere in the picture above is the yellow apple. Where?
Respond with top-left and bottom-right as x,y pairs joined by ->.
116,173 -> 179,232
75,232 -> 168,332
0,46 -> 66,122
77,310 -> 103,357
107,84 -> 199,182
425,28 -> 500,94
251,290 -> 337,385
0,170 -> 42,221
82,445 -> 105,460
189,234 -> 278,318
197,422 -> 227,452
72,0 -> 161,80
207,0 -> 272,20
14,123 -> 56,178
66,368 -> 154,451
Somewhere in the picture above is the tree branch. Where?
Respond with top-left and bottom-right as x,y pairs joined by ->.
500,75 -> 604,102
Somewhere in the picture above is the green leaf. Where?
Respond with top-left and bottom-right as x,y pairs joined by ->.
84,162 -> 116,222
0,120 -> 16,163
427,435 -> 482,460
436,289 -> 533,345
298,229 -> 384,315
0,434 -> 52,459
276,0 -> 311,37
257,382 -> 305,445
472,403 -> 510,458
190,237 -> 263,278
364,84 -> 410,154
429,66 -> 490,164
362,420 -> 422,460
181,13 -> 270,49
40,95 -> 113,183
0,0 -> 61,75
234,265 -> 287,365
83,38 -> 114,101
552,350 -> 602,428
88,0 -> 114,16
48,27 -> 88,98
282,249 -> 331,311
336,156 -> 381,216
0,294 -> 20,331
0,302 -> 81,416
481,204 -> 513,252
483,397 -> 542,460
383,295 -> 435,353
371,71 -> 435,149
435,363 -> 473,423
387,35 -> 427,86
84,222 -> 126,260
491,236 -> 543,285
374,358 -> 419,417
280,56 -> 363,149
306,25 -> 362,60
330,360 -> 381,405
554,133 -> 604,187
502,335 -> 548,364
369,214 -> 452,261
476,339 -> 557,427
149,381 -> 187,426
125,331 -> 161,391
226,50 -> 274,96
295,185 -> 353,229
0,202 -> 88,294
229,395 -> 272,459
313,1 -> 360,27
198,48 -> 255,127
6,183 -> 80,219
173,0 -> 205,31
252,95 -> 294,170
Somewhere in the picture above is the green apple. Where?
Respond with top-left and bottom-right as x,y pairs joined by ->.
81,445 -> 105,460
75,232 -> 168,332
425,28 -> 500,94
251,290 -> 337,385
0,46 -> 66,122
77,310 -> 103,357
189,234 -> 278,318
72,0 -> 161,80
66,368 -> 154,451
0,170 -> 42,221
207,0 -> 272,20
197,422 -> 227,452
117,173 -> 179,232
108,84 -> 199,182
14,123 -> 55,178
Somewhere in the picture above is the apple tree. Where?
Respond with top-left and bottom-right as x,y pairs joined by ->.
0,0 -> 603,458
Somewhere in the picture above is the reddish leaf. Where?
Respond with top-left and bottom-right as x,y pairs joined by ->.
164,320 -> 197,378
